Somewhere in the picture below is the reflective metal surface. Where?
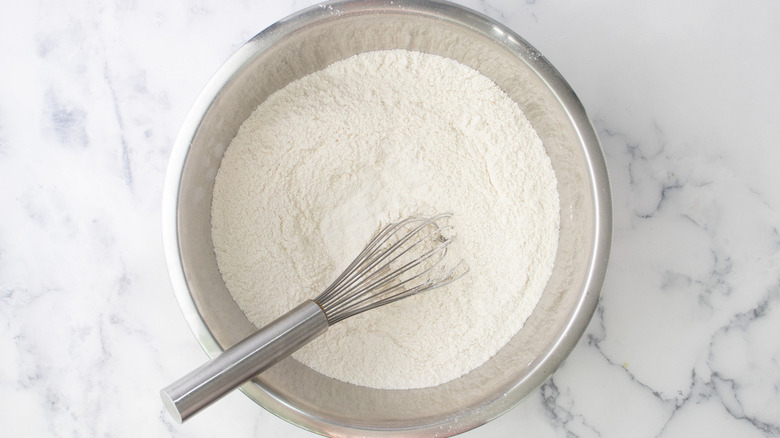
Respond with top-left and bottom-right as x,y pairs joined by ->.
161,300 -> 328,423
162,0 -> 612,435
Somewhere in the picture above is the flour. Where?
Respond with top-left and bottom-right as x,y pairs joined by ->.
211,50 -> 559,390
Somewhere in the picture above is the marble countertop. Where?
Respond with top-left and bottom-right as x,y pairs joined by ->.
2,0 -> 779,436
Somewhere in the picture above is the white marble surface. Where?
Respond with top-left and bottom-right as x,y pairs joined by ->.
2,0 -> 779,436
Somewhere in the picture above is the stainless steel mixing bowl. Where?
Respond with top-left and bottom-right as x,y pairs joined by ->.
162,0 -> 611,435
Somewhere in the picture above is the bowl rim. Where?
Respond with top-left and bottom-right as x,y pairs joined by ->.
162,0 -> 612,435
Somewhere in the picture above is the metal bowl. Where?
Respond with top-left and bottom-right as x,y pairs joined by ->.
162,0 -> 611,435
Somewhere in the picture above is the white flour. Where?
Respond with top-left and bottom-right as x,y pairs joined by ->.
211,50 -> 559,389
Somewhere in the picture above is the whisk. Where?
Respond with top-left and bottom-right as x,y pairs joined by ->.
161,213 -> 468,423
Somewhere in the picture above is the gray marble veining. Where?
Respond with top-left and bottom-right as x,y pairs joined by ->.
1,0 -> 778,437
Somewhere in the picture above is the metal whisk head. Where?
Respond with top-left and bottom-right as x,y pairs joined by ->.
314,213 -> 468,325
162,213 -> 469,422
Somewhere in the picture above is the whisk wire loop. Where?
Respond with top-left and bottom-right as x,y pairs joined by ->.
322,223 -> 452,310
315,213 -> 467,325
327,247 -> 461,323
323,240 -> 450,321
316,217 -> 429,304
339,259 -> 468,321
316,218 -> 406,302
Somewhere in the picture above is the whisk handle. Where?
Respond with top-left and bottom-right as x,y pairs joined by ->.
161,300 -> 328,423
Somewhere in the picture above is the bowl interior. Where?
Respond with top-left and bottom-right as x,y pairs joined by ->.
168,1 -> 610,436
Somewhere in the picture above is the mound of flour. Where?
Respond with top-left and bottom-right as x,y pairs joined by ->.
211,50 -> 559,389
